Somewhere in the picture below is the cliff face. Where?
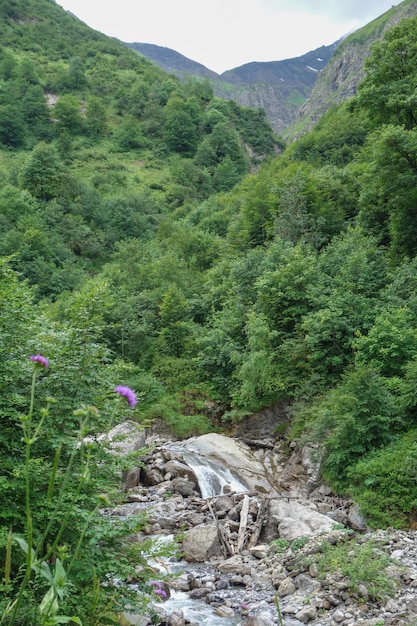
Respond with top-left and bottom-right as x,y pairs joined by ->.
294,0 -> 417,136
126,0 -> 417,137
126,41 -> 337,136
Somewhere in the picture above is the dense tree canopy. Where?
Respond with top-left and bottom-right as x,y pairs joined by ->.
3,3 -> 417,622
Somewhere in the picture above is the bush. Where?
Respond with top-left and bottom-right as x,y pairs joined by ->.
348,430 -> 417,528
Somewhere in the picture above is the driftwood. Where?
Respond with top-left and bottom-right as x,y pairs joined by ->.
236,495 -> 250,552
247,499 -> 267,548
207,499 -> 235,557
207,493 -> 267,556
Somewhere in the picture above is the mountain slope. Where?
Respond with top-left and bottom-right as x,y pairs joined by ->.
126,41 -> 338,135
292,0 -> 417,137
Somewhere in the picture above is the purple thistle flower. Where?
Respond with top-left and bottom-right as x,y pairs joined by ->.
153,588 -> 167,598
241,603 -> 249,611
113,385 -> 137,407
30,354 -> 49,368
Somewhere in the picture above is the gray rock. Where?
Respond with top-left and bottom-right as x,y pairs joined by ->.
249,544 -> 270,559
217,555 -> 245,573
167,609 -> 185,626
164,459 -> 198,482
244,615 -> 275,626
295,605 -> 317,623
277,577 -> 296,597
182,524 -> 222,562
214,605 -> 235,617
347,505 -> 367,531
265,499 -> 335,542
172,478 -> 197,497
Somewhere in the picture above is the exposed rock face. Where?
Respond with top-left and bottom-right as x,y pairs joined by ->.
181,432 -> 281,495
295,1 -> 417,136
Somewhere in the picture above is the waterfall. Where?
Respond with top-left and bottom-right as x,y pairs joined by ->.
177,449 -> 250,498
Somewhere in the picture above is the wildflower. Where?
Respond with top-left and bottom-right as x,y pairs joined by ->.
30,354 -> 49,368
113,385 -> 137,407
150,581 -> 168,599
241,603 -> 249,612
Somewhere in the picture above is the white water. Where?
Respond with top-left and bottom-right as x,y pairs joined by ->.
180,450 -> 249,498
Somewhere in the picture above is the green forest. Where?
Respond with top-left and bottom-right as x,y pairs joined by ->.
2,0 -> 417,622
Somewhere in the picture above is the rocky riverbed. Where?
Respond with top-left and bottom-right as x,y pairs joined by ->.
107,423 -> 417,626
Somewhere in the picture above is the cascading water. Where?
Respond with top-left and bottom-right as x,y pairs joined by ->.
180,450 -> 250,498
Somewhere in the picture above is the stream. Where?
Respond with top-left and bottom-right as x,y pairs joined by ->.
126,447 -> 252,625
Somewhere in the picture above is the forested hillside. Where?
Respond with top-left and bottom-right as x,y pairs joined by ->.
2,0 -> 417,623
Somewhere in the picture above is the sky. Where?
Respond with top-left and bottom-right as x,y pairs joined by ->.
57,0 -> 402,74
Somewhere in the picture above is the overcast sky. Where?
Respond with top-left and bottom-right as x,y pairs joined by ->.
57,0 -> 402,74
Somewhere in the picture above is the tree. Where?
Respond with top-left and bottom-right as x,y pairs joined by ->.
86,95 -> 107,137
164,96 -> 200,155
357,125 -> 417,258
21,142 -> 66,200
300,365 -> 402,491
53,94 -> 83,135
357,16 -> 417,129
0,103 -> 26,147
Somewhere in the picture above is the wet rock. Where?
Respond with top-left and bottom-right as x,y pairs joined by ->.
214,605 -> 235,617
164,459 -> 197,482
189,587 -> 209,599
167,609 -> 185,626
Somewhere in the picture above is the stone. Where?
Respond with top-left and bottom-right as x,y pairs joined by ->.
180,433 -> 277,495
332,609 -> 345,622
214,606 -> 235,617
250,544 -> 270,559
164,459 -> 198,482
295,605 -> 317,623
244,615 -> 275,626
214,495 -> 235,512
218,555 -> 245,573
264,499 -> 335,542
182,524 -> 222,562
277,577 -> 296,597
172,478 -> 197,497
167,609 -> 185,626
347,505 -> 367,531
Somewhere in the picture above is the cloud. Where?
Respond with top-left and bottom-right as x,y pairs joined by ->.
58,0 -> 402,74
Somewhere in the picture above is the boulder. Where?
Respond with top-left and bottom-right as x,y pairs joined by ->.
164,459 -> 198,482
263,499 -> 335,542
182,524 -> 222,562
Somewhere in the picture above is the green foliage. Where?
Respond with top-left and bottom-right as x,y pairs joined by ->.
4,0 -> 417,547
357,124 -> 417,259
21,142 -> 67,200
295,366 -> 402,491
348,430 -> 417,528
309,538 -> 397,600
357,16 -> 417,129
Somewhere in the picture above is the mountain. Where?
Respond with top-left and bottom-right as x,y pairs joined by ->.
291,0 -> 417,137
126,41 -> 338,136
128,1 -> 417,138
125,42 -> 220,80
